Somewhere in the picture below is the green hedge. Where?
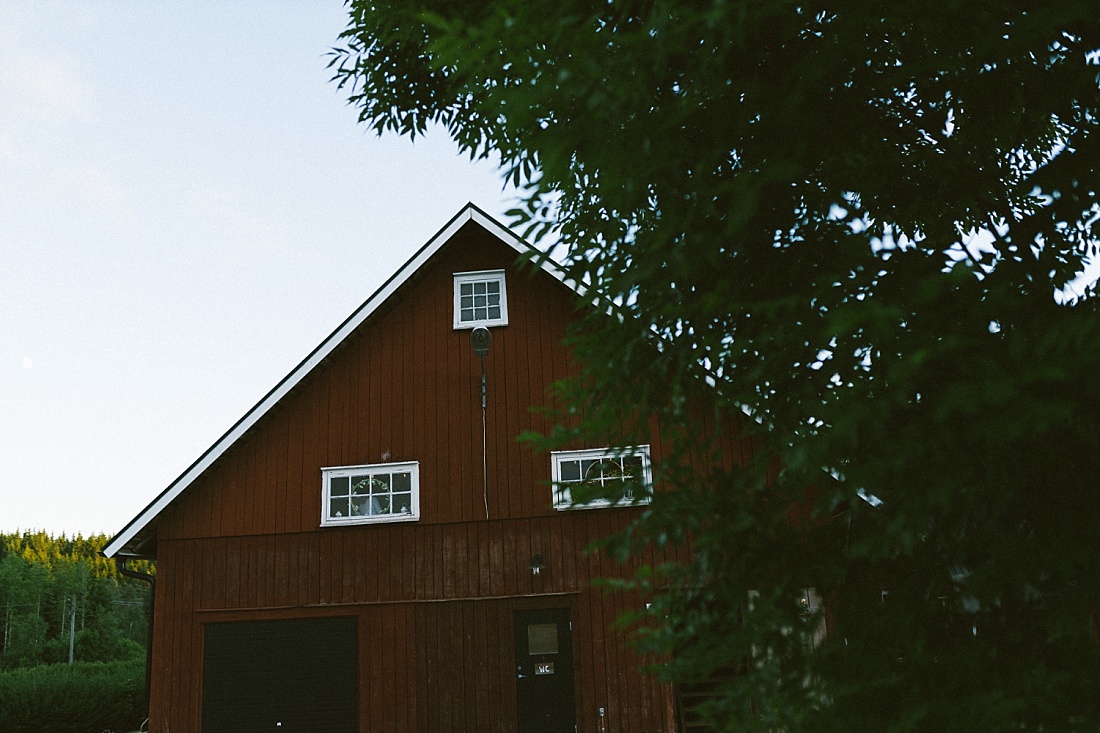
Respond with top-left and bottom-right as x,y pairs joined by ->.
0,659 -> 145,733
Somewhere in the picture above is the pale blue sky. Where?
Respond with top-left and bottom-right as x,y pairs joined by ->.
0,3 -> 518,535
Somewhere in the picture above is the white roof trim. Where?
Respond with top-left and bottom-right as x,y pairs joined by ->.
104,203 -> 580,558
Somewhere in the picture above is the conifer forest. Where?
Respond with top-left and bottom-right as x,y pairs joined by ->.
0,531 -> 150,669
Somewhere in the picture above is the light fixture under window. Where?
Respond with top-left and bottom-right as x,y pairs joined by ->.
471,326 -> 491,411
529,553 -> 544,576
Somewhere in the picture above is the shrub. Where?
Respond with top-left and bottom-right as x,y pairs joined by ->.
0,659 -> 145,733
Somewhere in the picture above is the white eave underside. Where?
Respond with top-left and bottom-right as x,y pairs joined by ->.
103,204 -> 583,558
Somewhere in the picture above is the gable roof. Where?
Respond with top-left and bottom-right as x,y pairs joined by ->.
104,203 -> 578,558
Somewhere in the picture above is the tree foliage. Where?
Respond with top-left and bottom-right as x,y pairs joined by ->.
0,532 -> 149,669
332,3 -> 1100,731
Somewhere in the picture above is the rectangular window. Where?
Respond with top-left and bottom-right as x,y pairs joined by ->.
551,446 -> 652,510
321,461 -> 419,526
454,270 -> 508,328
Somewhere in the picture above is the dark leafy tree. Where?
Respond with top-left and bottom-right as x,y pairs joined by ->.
331,3 -> 1100,731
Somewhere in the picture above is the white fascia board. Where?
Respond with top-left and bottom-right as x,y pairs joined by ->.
465,205 -> 589,297
104,203 -> 575,558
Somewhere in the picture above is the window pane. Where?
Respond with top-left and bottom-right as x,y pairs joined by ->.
474,281 -> 487,294
351,475 -> 371,496
528,624 -> 559,655
392,493 -> 412,514
487,306 -> 501,319
622,455 -> 643,478
581,459 -> 600,480
370,496 -> 390,515
330,476 -> 350,497
486,281 -> 499,294
351,497 -> 370,517
461,307 -> 474,322
559,460 -> 580,482
393,472 -> 412,492
372,474 -> 391,493
330,497 -> 350,519
460,283 -> 473,296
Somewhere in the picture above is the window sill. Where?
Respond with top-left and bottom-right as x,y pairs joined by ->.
320,513 -> 420,528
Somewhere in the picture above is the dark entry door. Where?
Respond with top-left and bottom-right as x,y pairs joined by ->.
202,616 -> 357,733
514,608 -> 576,733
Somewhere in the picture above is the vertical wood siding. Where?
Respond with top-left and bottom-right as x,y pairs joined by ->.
159,224 -> 757,539
151,521 -> 682,733
145,222 -> 755,732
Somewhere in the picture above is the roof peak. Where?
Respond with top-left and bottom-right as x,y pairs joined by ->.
103,205 -> 574,558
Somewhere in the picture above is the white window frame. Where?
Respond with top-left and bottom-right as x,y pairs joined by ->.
453,270 -> 508,329
550,446 -> 652,510
321,461 -> 420,526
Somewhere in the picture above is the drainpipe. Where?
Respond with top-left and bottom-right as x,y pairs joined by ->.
116,556 -> 155,719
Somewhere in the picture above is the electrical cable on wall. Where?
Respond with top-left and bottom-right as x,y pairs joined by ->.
482,405 -> 489,520
471,327 -> 492,520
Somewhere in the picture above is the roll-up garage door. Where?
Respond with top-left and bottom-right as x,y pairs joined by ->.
202,616 -> 357,733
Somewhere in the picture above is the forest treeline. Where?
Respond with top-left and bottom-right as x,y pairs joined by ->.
0,531 -> 151,669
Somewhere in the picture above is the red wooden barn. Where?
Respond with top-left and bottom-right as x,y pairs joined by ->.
104,204 -> 750,733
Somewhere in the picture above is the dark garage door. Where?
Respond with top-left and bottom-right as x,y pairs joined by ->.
202,616 -> 357,733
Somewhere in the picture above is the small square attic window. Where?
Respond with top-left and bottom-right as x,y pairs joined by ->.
454,270 -> 508,329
